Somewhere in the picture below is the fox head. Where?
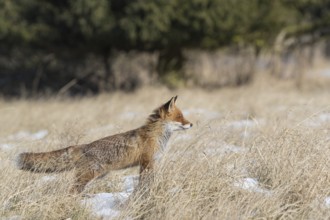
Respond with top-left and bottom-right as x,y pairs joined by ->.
148,96 -> 193,131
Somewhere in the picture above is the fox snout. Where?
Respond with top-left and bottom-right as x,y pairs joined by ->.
168,121 -> 192,131
182,120 -> 193,129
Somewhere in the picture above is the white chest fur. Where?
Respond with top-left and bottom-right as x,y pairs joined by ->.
153,125 -> 172,161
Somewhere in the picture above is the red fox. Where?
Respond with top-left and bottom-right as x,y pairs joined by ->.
16,96 -> 192,193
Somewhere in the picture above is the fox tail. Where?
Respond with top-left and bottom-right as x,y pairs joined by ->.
16,146 -> 77,173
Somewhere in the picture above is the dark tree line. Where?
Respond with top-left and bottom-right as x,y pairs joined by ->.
0,0 -> 329,96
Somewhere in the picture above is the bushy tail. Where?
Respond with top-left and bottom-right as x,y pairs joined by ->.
16,146 -> 77,173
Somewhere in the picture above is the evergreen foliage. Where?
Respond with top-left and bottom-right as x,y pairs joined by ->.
0,0 -> 329,96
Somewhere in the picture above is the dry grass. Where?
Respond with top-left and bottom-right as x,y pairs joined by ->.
0,75 -> 330,219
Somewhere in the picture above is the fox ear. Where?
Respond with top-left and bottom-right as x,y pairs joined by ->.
173,95 -> 178,103
163,96 -> 176,112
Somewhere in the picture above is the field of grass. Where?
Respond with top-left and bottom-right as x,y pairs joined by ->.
0,75 -> 330,219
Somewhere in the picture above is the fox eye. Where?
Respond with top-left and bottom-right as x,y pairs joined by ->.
176,114 -> 182,119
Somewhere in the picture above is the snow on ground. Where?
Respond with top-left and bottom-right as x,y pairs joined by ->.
304,113 -> 330,127
318,113 -> 330,122
39,175 -> 57,184
82,163 -> 330,219
0,111 -> 269,219
0,143 -> 15,151
83,175 -> 138,219
234,177 -> 271,195
1,215 -> 22,220
314,67 -> 330,78
122,175 -> 139,193
82,192 -> 130,219
0,130 -> 48,151
325,197 -> 330,208
7,130 -> 48,141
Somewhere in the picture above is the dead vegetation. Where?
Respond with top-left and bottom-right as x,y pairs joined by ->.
0,76 -> 329,219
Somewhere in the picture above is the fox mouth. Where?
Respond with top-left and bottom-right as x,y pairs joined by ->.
167,122 -> 192,131
181,124 -> 192,130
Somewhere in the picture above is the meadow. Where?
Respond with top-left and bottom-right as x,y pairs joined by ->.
0,74 -> 330,219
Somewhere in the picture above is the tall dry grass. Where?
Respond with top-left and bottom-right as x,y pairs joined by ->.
0,76 -> 329,219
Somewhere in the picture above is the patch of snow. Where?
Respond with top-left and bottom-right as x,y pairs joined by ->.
123,175 -> 139,193
169,186 -> 181,195
304,113 -> 330,127
7,130 -> 48,141
82,192 -> 130,219
235,178 -> 258,190
39,175 -> 57,183
325,197 -> 330,208
0,143 -> 15,150
83,175 -> 140,219
30,130 -> 48,140
234,178 -> 271,195
1,215 -> 22,220
318,113 -> 330,122
317,68 -> 330,78
7,131 -> 30,140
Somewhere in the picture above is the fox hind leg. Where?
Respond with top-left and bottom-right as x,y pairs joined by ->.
70,164 -> 106,194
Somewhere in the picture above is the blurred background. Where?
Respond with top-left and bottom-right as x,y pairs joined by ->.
1,0 -> 330,97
